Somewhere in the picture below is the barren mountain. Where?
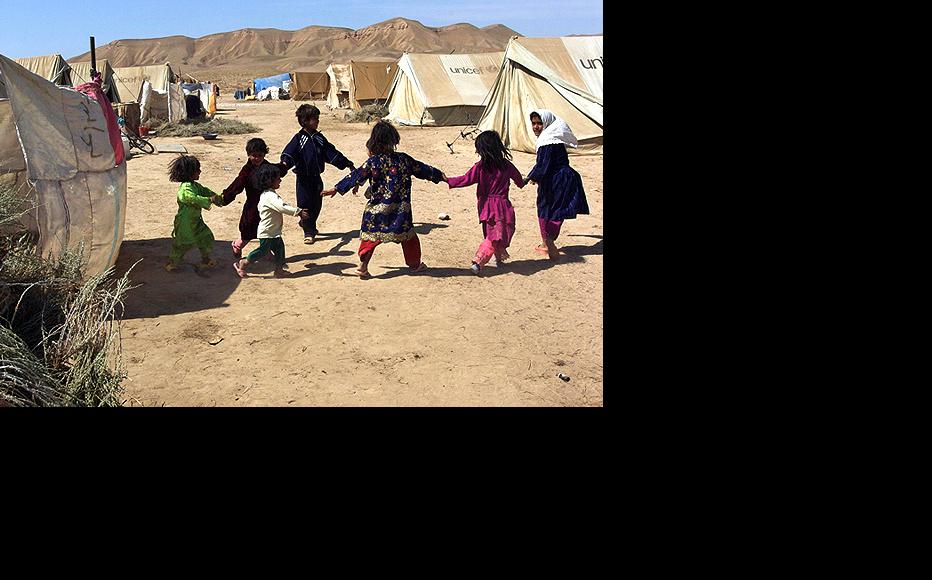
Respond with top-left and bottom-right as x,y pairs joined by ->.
69,17 -> 520,88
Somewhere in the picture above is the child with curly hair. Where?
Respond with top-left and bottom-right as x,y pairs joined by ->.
165,155 -> 224,272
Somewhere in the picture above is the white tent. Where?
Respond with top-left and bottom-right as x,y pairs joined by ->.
385,52 -> 504,126
0,54 -> 71,99
476,36 -> 603,154
0,55 -> 128,276
112,63 -> 185,123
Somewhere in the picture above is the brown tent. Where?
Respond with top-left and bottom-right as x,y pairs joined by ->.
291,70 -> 329,101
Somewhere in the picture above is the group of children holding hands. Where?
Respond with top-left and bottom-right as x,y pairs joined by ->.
165,104 -> 589,278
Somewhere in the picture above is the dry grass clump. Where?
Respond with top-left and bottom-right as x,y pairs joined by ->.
147,117 -> 260,137
0,184 -> 134,407
344,104 -> 389,123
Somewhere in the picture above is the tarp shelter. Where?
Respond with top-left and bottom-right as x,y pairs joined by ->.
327,60 -> 398,110
385,52 -> 504,126
181,82 -> 216,117
291,69 -> 329,100
0,55 -> 127,276
113,64 -> 184,123
476,36 -> 603,154
69,59 -> 119,103
253,73 -> 291,94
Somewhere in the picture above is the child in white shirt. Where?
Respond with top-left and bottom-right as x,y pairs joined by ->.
233,164 -> 308,278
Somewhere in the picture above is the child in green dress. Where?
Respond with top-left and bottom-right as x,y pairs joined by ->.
165,155 -> 224,272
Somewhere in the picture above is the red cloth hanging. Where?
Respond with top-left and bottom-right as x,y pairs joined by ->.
75,72 -> 125,166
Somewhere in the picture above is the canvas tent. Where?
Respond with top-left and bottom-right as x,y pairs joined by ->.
327,60 -> 398,110
476,36 -> 603,154
69,59 -> 119,103
112,63 -> 184,123
291,69 -> 329,100
0,54 -> 72,99
385,52 -> 504,126
0,55 -> 128,276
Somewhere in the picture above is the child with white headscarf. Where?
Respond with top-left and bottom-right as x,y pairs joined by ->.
525,109 -> 589,260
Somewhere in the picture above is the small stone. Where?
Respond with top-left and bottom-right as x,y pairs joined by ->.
438,212 -> 450,220
208,337 -> 223,345
557,373 -> 570,382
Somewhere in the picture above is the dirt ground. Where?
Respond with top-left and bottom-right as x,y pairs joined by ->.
115,99 -> 602,406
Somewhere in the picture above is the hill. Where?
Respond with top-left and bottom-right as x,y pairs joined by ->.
69,17 -> 520,88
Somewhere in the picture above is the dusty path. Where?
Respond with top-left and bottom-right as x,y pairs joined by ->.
116,99 -> 602,406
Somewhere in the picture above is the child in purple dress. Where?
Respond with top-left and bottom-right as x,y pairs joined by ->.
445,130 -> 525,275
526,109 -> 589,260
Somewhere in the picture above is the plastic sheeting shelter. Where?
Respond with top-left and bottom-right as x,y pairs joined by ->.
476,36 -> 603,154
385,52 -> 504,126
327,60 -> 398,110
69,59 -> 119,103
291,70 -> 329,100
0,55 -> 128,276
181,82 -> 216,117
253,73 -> 291,93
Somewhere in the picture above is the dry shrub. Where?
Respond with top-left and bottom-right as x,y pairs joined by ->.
0,184 -> 134,407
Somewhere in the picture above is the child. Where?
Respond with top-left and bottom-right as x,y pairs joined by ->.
279,104 -> 356,245
525,109 -> 590,260
233,164 -> 309,278
445,130 -> 525,275
221,138 -> 283,257
165,155 -> 224,272
321,120 -> 445,278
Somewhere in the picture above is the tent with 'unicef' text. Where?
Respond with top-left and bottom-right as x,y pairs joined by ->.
476,35 -> 603,154
385,51 -> 504,126
0,54 -> 127,276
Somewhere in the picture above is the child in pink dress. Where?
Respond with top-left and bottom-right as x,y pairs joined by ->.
445,130 -> 525,275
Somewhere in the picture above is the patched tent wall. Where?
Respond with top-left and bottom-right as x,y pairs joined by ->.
113,64 -> 184,123
385,52 -> 503,126
476,36 -> 603,154
0,55 -> 128,276
326,64 -> 352,109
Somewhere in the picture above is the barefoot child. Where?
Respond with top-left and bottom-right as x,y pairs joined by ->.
525,109 -> 589,260
233,164 -> 309,278
279,104 -> 356,245
445,130 -> 525,275
321,121 -> 445,278
221,138 -> 283,257
165,155 -> 224,272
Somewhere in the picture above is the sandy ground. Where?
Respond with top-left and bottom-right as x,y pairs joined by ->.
115,99 -> 603,406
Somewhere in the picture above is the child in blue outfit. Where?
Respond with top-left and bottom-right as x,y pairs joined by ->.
278,104 -> 356,245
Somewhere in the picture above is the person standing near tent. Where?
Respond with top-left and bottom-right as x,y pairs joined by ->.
165,155 -> 225,272
525,109 -> 590,261
279,104 -> 356,244
445,130 -> 526,276
321,120 -> 445,278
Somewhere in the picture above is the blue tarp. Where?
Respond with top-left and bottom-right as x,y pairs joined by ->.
253,73 -> 291,92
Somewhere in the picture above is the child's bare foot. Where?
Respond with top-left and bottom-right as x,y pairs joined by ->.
273,268 -> 293,278
411,262 -> 428,273
231,241 -> 241,257
545,239 -> 560,261
354,267 -> 371,279
534,244 -> 550,255
233,259 -> 248,278
303,235 -> 315,245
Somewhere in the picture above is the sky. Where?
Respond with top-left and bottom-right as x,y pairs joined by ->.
0,0 -> 603,60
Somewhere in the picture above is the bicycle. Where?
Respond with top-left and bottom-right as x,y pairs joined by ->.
117,116 -> 155,154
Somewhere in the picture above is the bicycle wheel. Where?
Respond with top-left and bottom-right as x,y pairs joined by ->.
133,136 -> 156,154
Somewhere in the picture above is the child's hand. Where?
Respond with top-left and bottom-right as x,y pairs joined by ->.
320,188 -> 337,197
211,194 -> 224,206
298,208 -> 310,220
440,172 -> 448,183
352,184 -> 360,195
